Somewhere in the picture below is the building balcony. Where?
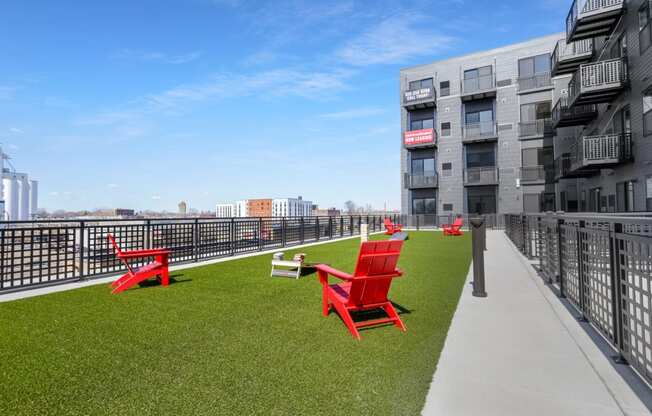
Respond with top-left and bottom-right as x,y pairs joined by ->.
551,96 -> 598,129
518,119 -> 553,140
567,58 -> 628,108
463,167 -> 499,186
460,74 -> 496,102
566,0 -> 625,42
519,166 -> 547,185
404,172 -> 438,189
551,38 -> 594,76
403,86 -> 436,110
462,121 -> 498,143
404,128 -> 437,149
553,155 -> 573,180
568,132 -> 633,175
517,72 -> 552,93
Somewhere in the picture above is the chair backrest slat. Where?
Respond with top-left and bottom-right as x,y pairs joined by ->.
107,234 -> 134,274
348,241 -> 403,306
453,217 -> 463,227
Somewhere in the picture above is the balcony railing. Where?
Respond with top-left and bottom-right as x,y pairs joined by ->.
404,128 -> 437,148
551,96 -> 598,128
518,119 -> 552,139
404,172 -> 438,189
551,38 -> 594,76
403,86 -> 436,109
568,58 -> 627,107
462,121 -> 498,143
566,0 -> 625,41
520,166 -> 547,184
461,73 -> 496,99
569,132 -> 632,172
553,155 -> 573,180
517,72 -> 552,92
463,167 -> 499,186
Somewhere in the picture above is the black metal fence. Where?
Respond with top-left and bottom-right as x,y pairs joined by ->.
396,214 -> 504,230
505,212 -> 652,385
0,215 -> 397,292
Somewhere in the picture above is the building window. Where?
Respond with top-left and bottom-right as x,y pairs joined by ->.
412,198 -> 436,215
463,65 -> 493,92
441,122 -> 451,136
641,2 -> 652,54
443,203 -> 453,211
408,78 -> 433,90
518,54 -> 550,79
440,81 -> 450,96
410,118 -> 434,131
467,187 -> 497,214
411,158 -> 436,176
465,143 -> 495,168
523,193 -> 541,213
644,88 -> 652,136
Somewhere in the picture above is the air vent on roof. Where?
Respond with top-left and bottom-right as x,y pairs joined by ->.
497,79 -> 512,87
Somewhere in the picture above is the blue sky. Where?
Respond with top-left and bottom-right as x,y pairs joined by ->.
0,0 -> 568,212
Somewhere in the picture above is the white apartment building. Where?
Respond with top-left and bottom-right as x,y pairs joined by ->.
215,203 -> 235,218
272,196 -> 313,217
235,200 -> 248,217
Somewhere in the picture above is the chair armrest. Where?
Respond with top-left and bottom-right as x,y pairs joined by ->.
315,264 -> 353,281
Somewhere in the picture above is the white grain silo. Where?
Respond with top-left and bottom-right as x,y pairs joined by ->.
29,180 -> 38,218
3,175 -> 19,220
18,175 -> 30,220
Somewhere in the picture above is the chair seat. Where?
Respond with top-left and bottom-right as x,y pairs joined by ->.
328,282 -> 352,304
132,261 -> 163,275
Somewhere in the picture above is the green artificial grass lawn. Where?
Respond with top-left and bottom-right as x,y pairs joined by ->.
0,231 -> 471,416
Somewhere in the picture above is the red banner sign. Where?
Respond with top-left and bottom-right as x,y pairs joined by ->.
404,129 -> 435,146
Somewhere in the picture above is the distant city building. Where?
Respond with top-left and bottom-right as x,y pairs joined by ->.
216,203 -> 235,218
248,198 -> 273,217
312,207 -> 341,217
272,196 -> 313,217
178,201 -> 187,215
235,200 -> 248,217
94,208 -> 136,218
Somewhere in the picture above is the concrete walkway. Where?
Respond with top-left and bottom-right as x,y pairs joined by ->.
422,231 -> 650,416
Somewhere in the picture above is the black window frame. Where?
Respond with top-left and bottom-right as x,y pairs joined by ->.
412,197 -> 436,215
408,78 -> 433,90
639,1 -> 652,54
441,122 -> 451,137
440,81 -> 450,97
518,53 -> 551,78
644,87 -> 652,136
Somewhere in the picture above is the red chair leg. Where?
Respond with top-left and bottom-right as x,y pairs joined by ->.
111,272 -> 132,288
332,301 -> 361,340
382,303 -> 407,332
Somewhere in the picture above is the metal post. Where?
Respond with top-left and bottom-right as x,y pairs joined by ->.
300,217 -> 304,244
282,217 -> 287,247
470,217 -> 487,297
79,221 -> 85,279
230,218 -> 235,256
315,217 -> 320,241
416,215 -> 420,230
611,222 -> 627,364
258,217 -> 263,251
193,218 -> 200,262
557,218 -> 566,299
340,216 -> 344,237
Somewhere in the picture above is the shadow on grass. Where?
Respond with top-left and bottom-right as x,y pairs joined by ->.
135,274 -> 192,289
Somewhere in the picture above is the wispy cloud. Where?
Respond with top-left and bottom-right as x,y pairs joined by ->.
9,127 -> 24,134
320,107 -> 386,120
111,49 -> 203,64
107,183 -> 119,189
336,14 -> 456,66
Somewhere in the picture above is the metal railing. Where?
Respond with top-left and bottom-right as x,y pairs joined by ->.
463,167 -> 499,186
518,119 -> 552,138
397,214 -> 504,230
568,58 -> 628,106
404,172 -> 438,189
567,0 -> 624,40
0,215 -> 395,292
552,96 -> 597,127
505,212 -> 652,386
462,74 -> 495,95
570,133 -> 632,171
462,121 -> 497,142
552,38 -> 594,65
517,72 -> 552,92
520,166 -> 547,183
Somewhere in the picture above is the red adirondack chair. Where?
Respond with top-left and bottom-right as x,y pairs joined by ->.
315,240 -> 406,340
383,218 -> 403,235
442,217 -> 464,236
108,234 -> 171,294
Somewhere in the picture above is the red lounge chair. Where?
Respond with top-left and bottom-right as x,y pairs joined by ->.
383,218 -> 403,235
442,217 -> 464,236
315,240 -> 406,340
108,234 -> 171,294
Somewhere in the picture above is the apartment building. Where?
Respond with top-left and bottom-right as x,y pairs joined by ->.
400,0 -> 652,216
247,199 -> 272,217
216,203 -> 235,218
272,197 -> 313,217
